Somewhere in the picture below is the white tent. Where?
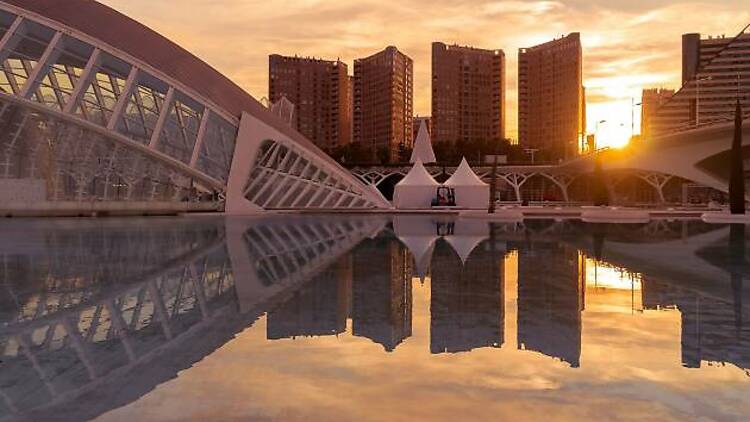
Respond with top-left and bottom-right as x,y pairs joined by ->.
393,160 -> 439,209
444,157 -> 489,209
410,120 -> 437,164
393,216 -> 439,280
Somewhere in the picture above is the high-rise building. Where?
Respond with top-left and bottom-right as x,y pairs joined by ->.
431,42 -> 505,144
651,30 -> 750,135
268,55 -> 352,152
518,33 -> 584,162
641,88 -> 675,138
353,46 -> 413,163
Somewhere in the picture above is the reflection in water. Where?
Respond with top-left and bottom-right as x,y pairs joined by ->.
0,217 -> 749,420
430,238 -> 503,354
515,241 -> 583,367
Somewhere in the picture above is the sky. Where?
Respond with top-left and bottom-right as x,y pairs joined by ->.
99,0 -> 750,146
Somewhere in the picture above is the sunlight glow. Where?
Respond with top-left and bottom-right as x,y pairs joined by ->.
585,258 -> 642,290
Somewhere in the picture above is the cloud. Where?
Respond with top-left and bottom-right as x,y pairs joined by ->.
98,0 -> 750,139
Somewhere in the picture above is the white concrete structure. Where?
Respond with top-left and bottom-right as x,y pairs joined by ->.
0,0 -> 387,215
444,157 -> 489,209
393,160 -> 440,209
410,119 -> 436,164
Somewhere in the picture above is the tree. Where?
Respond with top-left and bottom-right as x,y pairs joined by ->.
729,100 -> 745,215
377,146 -> 390,165
397,142 -> 412,164
592,156 -> 610,206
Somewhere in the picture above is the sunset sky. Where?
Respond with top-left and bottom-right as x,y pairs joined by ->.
100,0 -> 749,146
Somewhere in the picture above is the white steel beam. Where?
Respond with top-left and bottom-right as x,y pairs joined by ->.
262,154 -> 302,207
277,161 -> 311,206
0,16 -> 23,63
45,67 -> 66,109
291,168 -> 322,208
148,86 -> 175,148
1,61 -> 19,94
106,65 -> 138,131
189,108 -> 210,167
20,31 -> 63,99
63,47 -> 100,114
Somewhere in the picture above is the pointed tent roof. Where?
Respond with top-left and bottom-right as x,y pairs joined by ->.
444,219 -> 490,263
444,235 -> 486,264
410,120 -> 437,164
393,216 -> 440,280
397,160 -> 440,187
445,157 -> 488,187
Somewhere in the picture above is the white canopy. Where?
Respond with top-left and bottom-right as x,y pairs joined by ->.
444,158 -> 489,209
445,157 -> 488,187
410,120 -> 436,164
393,160 -> 439,209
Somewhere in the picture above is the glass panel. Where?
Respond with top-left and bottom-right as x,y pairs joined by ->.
196,113 -> 237,183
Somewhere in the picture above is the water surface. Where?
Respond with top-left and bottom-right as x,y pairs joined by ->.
1,216 -> 749,421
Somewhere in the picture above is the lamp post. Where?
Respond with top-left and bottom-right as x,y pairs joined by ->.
631,98 -> 642,139
594,119 -> 607,151
524,148 -> 539,165
696,75 -> 712,125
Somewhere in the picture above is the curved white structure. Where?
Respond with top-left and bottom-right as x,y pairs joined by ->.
0,0 -> 387,213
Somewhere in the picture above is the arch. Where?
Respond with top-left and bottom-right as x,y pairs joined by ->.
519,173 -> 566,202
610,172 -> 662,205
377,173 -> 406,201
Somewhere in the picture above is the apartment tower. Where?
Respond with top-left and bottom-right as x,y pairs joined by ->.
431,42 -> 505,145
353,46 -> 414,163
651,30 -> 750,135
518,33 -> 584,162
641,88 -> 675,138
268,55 -> 352,152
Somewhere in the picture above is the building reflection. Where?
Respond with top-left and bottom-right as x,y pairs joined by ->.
4,216 -> 750,420
515,240 -> 584,367
351,236 -> 412,352
267,256 -> 351,339
0,218 -> 237,421
643,277 -> 750,372
430,239 -> 504,354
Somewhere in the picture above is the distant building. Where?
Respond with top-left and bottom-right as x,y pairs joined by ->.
651,30 -> 750,135
641,88 -> 675,138
269,54 -> 352,151
431,42 -> 505,144
413,116 -> 431,142
518,33 -> 584,162
354,46 -> 414,162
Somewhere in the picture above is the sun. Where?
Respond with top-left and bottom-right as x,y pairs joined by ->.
597,121 -> 632,149
587,99 -> 640,150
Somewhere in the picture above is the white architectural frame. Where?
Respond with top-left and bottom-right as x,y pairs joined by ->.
0,1 -> 388,212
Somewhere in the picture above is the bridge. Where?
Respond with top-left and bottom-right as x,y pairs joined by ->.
350,116 -> 750,205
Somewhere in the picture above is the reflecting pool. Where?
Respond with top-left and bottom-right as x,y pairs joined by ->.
1,216 -> 749,421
